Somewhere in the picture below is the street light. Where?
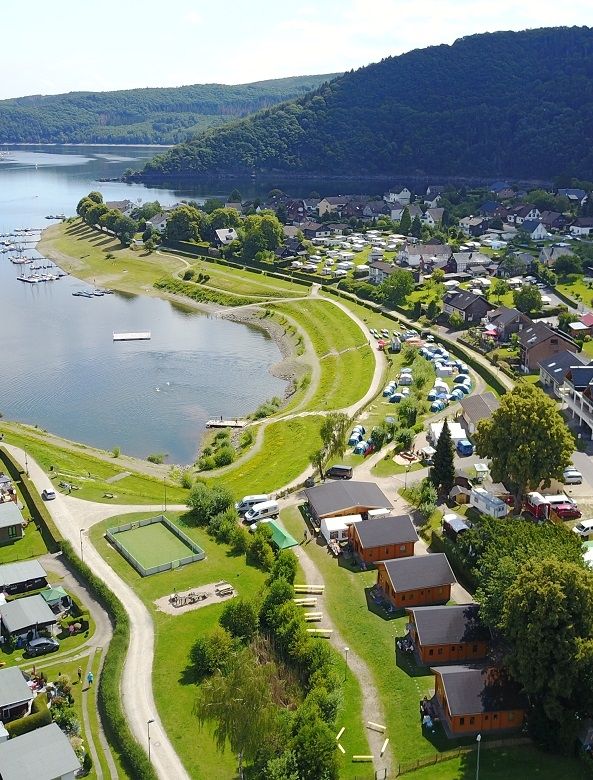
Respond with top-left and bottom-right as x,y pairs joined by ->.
343,646 -> 349,681
475,733 -> 482,780
79,529 -> 84,564
163,477 -> 167,512
24,451 -> 29,477
404,463 -> 412,489
147,718 -> 155,762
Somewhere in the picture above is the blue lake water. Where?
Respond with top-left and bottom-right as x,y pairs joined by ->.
0,145 -> 287,463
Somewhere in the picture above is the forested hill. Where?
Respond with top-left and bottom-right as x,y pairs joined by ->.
139,26 -> 593,180
0,74 -> 338,145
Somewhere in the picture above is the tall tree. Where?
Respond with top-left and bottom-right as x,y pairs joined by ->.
474,383 -> 574,511
430,418 -> 455,493
513,284 -> 543,314
379,268 -> 415,308
319,413 -> 349,463
399,207 -> 411,235
410,214 -> 422,238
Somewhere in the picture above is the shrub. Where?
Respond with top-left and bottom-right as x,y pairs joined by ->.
189,626 -> 236,678
51,703 -> 80,736
6,693 -> 51,737
219,598 -> 259,642
213,445 -> 235,467
186,482 -> 234,524
179,470 -> 194,489
147,453 -> 165,464
269,550 -> 298,584
82,752 -> 93,774
198,455 -> 216,471
229,525 -> 251,555
260,579 -> 295,629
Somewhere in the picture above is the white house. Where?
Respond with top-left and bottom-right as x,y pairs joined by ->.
520,220 -> 549,241
368,260 -> 397,284
390,202 -> 406,221
105,199 -> 135,217
146,212 -> 168,233
215,228 -> 238,245
420,208 -> 444,227
0,723 -> 80,780
506,205 -> 541,225
570,218 -> 593,237
385,187 -> 412,205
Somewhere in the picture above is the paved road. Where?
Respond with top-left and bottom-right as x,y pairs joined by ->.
5,445 -> 190,780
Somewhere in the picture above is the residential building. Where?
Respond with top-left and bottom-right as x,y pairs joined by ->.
385,187 -> 412,205
304,481 -> 391,523
432,666 -> 528,736
145,212 -> 168,233
0,723 -> 81,780
520,220 -> 548,241
478,200 -> 506,218
506,205 -> 541,225
443,291 -> 493,323
406,604 -> 491,665
484,306 -> 531,342
489,181 -> 513,199
446,252 -> 489,274
349,514 -> 418,565
570,217 -> 593,236
0,473 -> 15,504
539,211 -> 570,232
301,222 -> 332,239
0,666 -> 34,722
224,201 -> 243,213
317,196 -> 349,217
518,321 -> 578,372
214,228 -> 238,246
420,208 -> 445,227
458,217 -> 488,237
470,487 -> 509,517
376,553 -> 457,609
0,594 -> 57,640
458,392 -> 500,435
564,364 -> 593,438
362,201 -> 390,218
0,503 -> 24,543
0,560 -> 48,595
105,199 -> 135,217
389,202 -> 407,221
539,350 -> 587,398
539,244 -> 574,266
369,260 -> 397,284
557,188 -> 588,205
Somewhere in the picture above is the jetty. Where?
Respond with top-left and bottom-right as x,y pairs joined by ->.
113,331 -> 151,341
206,418 -> 248,429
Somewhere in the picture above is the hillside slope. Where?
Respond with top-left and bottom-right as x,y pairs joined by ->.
140,27 -> 593,180
0,74 -> 337,145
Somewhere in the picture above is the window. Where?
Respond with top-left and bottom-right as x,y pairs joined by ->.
451,647 -> 456,652
385,547 -> 390,555
469,717 -> 475,725
7,525 -> 18,539
484,714 -> 489,721
508,712 -> 515,721
437,648 -> 443,655
401,594 -> 405,601
428,649 -> 434,656
493,714 -> 498,721
459,717 -> 465,725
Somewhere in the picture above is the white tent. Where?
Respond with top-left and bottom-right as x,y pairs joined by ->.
429,421 -> 467,445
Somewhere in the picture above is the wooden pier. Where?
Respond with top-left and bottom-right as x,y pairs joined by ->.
113,331 -> 151,341
206,419 -> 248,429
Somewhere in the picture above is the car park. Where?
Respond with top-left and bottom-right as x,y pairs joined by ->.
25,637 -> 60,657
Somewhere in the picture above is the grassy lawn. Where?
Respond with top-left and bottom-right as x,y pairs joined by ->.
372,457 -> 425,478
182,259 -> 307,298
0,422 -> 188,504
211,415 -> 324,497
307,346 -> 375,411
39,221 -> 185,294
0,522 -> 47,565
557,275 -> 593,308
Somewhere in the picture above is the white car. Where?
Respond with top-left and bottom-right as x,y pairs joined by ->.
41,489 -> 56,501
563,468 -> 583,485
572,519 -> 593,538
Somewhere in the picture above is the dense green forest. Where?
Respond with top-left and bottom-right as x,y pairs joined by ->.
139,27 -> 593,180
0,74 -> 336,144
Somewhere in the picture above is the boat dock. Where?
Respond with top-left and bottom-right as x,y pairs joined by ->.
113,331 -> 151,341
206,418 -> 248,429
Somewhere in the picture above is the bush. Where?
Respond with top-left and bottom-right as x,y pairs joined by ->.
51,702 -> 80,736
146,453 -> 165,464
213,445 -> 235,467
269,550 -> 298,584
82,752 -> 93,774
197,455 -> 216,471
189,626 -> 236,678
186,483 -> 235,525
229,524 -> 251,555
219,598 -> 259,642
253,397 -> 282,420
179,470 -> 194,489
6,693 -> 51,737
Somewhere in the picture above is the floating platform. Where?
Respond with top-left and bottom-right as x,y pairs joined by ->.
206,419 -> 248,429
113,331 -> 151,341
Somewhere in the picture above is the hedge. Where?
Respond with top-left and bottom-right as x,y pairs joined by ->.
0,446 -> 62,551
6,693 -> 51,737
154,276 -> 253,307
551,285 -> 579,310
60,541 -> 158,780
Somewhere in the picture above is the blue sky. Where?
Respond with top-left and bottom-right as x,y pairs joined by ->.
2,0 -> 592,99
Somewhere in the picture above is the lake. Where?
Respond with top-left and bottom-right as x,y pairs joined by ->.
0,145 -> 287,464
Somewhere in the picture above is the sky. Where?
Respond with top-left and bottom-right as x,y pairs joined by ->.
1,0 -> 592,99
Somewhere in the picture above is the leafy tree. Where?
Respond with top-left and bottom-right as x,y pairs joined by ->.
203,198 -> 225,213
309,448 -> 325,480
229,188 -> 242,202
379,269 -> 415,308
249,524 -> 275,570
164,205 -> 204,243
399,207 -> 411,235
219,598 -> 259,642
292,717 -> 339,780
426,297 -> 440,320
260,579 -> 294,630
195,649 -> 279,778
430,418 -> 455,493
269,550 -> 297,584
431,268 -> 445,284
500,558 -> 593,721
491,278 -> 509,302
558,310 -> 579,334
86,202 -> 109,227
410,215 -> 422,238
76,196 -> 94,218
87,191 -> 103,204
187,482 -> 234,525
473,383 -> 574,511
448,311 -> 464,329
554,254 -> 582,277
113,215 -> 138,245
131,201 -> 162,221
189,626 -> 236,678
513,284 -> 542,314
319,413 -> 349,464
264,750 -> 299,780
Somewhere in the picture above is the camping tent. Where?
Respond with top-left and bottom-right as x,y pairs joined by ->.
263,520 -> 298,550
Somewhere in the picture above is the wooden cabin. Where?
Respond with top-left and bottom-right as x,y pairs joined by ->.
376,553 -> 457,609
406,604 -> 490,665
349,514 -> 418,564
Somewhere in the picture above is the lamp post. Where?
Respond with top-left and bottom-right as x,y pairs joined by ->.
475,733 -> 482,780
24,451 -> 29,477
343,646 -> 349,681
79,529 -> 84,563
147,718 -> 155,762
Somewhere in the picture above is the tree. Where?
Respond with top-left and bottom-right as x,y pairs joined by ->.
491,278 -> 509,302
410,215 -> 422,238
229,188 -> 242,202
87,191 -> 103,204
430,418 -> 455,493
558,310 -> 579,334
319,413 -> 349,463
426,298 -> 440,321
474,383 -> 574,511
203,197 -> 225,213
500,558 -> 593,721
219,598 -> 259,642
187,482 -> 234,525
379,269 -> 415,308
195,649 -> 279,778
113,215 -> 137,245
431,268 -> 445,284
448,311 -> 464,329
555,254 -> 582,277
189,626 -> 236,678
164,205 -> 204,243
309,448 -> 325,480
399,207 -> 411,235
292,717 -> 339,780
513,284 -> 543,314
269,550 -> 297,584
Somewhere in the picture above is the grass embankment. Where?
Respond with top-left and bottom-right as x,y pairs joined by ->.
39,221 -> 184,294
211,416 -> 324,497
280,507 -> 588,779
0,423 -> 188,504
175,258 -> 308,299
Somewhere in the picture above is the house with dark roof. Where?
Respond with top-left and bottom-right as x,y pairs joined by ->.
105,199 -> 135,217
518,321 -> 578,372
304,481 -> 391,522
519,220 -> 548,241
301,221 -> 332,239
458,392 -> 500,435
421,208 -> 444,228
570,217 -> 593,237
349,515 -> 418,565
458,217 -> 488,237
0,560 -> 48,595
539,211 -> 570,232
0,594 -> 57,639
0,666 -> 34,722
443,291 -> 493,323
539,350 -> 587,398
446,252 -> 490,275
317,196 -> 350,217
557,187 -> 588,205
0,722 -> 81,780
485,306 -> 531,342
506,204 -> 541,225
539,245 -> 575,266
407,604 -> 491,665
0,502 -> 24,544
565,365 -> 593,439
368,260 -> 397,285
431,665 -> 528,737
145,212 -> 168,233
376,553 -> 457,609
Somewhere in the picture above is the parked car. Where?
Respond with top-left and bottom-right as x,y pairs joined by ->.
244,500 -> 280,524
42,489 -> 56,501
326,464 -> 353,480
235,494 -> 270,514
25,637 -> 60,657
456,439 -> 474,457
563,467 -> 583,485
573,519 -> 593,538
554,503 -> 582,520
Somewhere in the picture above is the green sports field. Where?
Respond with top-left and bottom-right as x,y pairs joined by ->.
114,521 -> 195,568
